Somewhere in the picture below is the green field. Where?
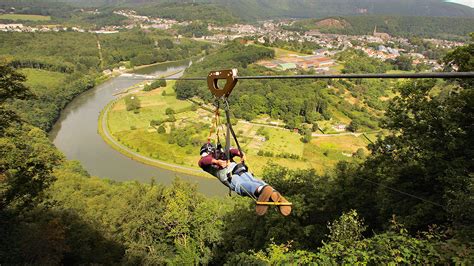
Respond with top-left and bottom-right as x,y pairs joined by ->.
108,81 -> 194,132
104,81 -> 373,175
20,68 -> 67,90
0,14 -> 51,21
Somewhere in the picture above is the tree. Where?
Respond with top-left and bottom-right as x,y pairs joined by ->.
301,128 -> 312,143
157,125 -> 165,134
354,148 -> 366,159
0,64 -> 32,105
393,55 -> 413,71
0,65 -> 62,211
347,119 -> 360,132
165,107 -> 175,115
124,95 -> 140,112
167,114 -> 176,122
444,33 -> 474,88
359,78 -> 473,234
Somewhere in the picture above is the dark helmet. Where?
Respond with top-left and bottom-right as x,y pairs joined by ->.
200,143 -> 215,156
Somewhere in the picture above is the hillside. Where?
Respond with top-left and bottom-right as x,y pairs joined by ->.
288,15 -> 474,40
42,0 -> 474,18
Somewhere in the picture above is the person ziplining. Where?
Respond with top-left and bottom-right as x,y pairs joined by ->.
197,69 -> 292,216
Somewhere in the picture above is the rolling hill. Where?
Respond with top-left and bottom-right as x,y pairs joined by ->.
46,0 -> 474,18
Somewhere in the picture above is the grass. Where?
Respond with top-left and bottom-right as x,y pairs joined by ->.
108,81 -> 193,132
273,47 -> 306,57
0,14 -> 51,21
104,81 -> 373,176
330,63 -> 344,73
20,68 -> 67,91
304,135 -> 369,172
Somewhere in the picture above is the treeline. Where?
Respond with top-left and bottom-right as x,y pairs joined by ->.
0,1 -> 75,20
136,3 -> 240,25
0,30 -> 209,130
65,11 -> 128,29
259,38 -> 322,54
0,32 -> 101,130
1,40 -> 473,263
336,49 -> 391,74
100,31 -> 211,67
175,41 -> 275,101
290,15 -> 474,40
8,59 -> 75,74
0,1 -> 127,28
177,22 -> 211,38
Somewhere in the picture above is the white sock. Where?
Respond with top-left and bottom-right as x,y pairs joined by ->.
257,186 -> 264,193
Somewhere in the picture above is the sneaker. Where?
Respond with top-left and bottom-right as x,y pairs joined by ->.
255,185 -> 273,216
270,191 -> 292,216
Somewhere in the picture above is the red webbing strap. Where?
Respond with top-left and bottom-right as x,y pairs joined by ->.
207,101 -> 220,143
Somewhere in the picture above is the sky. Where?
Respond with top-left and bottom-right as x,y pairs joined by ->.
444,0 -> 474,8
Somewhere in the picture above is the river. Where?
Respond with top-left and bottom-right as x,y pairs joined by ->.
49,59 -> 227,196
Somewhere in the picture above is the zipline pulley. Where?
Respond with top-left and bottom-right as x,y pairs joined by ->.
207,69 -> 238,98
206,69 -> 244,167
206,68 -> 243,156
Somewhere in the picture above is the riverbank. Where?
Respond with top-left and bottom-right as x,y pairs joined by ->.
98,93 -> 208,178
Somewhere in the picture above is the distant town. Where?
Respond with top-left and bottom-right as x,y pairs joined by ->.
1,8 -> 465,73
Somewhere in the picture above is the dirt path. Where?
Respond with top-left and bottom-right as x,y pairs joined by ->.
96,35 -> 104,69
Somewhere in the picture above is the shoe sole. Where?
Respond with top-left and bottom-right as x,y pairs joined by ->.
255,186 -> 273,216
271,191 -> 292,216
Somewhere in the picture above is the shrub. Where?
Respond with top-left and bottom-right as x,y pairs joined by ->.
165,107 -> 175,115
157,125 -> 165,134
125,95 -> 140,111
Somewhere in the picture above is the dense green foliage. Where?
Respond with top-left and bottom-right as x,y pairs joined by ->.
337,49 -> 391,74
137,3 -> 239,25
124,94 -> 140,112
143,79 -> 166,91
262,39 -> 322,54
163,0 -> 474,20
99,31 -> 211,68
1,39 -> 473,264
0,2 -> 127,28
0,31 -> 209,130
0,65 -> 62,211
35,0 -> 474,19
176,42 -> 390,129
177,22 -> 211,38
291,15 -> 474,40
0,1 -> 75,20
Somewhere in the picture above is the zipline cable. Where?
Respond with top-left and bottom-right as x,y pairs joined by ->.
149,69 -> 459,207
128,71 -> 474,81
353,175 -> 446,208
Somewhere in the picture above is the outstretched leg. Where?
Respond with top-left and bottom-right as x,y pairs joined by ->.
238,172 -> 292,216
231,173 -> 266,197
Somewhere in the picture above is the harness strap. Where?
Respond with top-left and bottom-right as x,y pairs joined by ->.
208,100 -> 220,143
223,99 -> 244,160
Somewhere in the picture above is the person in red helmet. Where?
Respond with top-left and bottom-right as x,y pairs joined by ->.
198,143 -> 291,216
